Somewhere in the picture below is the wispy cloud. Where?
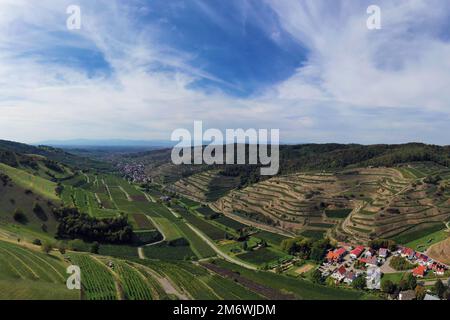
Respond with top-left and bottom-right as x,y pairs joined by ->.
0,0 -> 449,144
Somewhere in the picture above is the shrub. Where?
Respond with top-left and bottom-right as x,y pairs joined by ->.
389,256 -> 416,271
13,209 -> 28,224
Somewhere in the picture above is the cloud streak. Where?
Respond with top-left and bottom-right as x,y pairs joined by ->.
0,0 -> 449,145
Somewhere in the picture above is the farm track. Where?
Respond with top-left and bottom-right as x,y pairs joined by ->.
137,264 -> 189,300
118,185 -> 133,201
185,223 -> 257,270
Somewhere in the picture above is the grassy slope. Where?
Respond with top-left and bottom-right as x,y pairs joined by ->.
0,163 -> 58,200
0,240 -> 79,300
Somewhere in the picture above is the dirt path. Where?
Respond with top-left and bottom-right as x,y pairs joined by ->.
422,278 -> 450,286
143,192 -> 156,203
186,223 -> 257,270
219,210 -> 295,238
380,256 -> 402,274
82,172 -> 90,184
118,186 -> 132,201
137,247 -> 145,259
139,265 -> 189,300
91,255 -> 124,300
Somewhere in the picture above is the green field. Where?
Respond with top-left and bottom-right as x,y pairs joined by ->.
214,260 -> 376,300
403,227 -> 448,251
300,229 -> 326,240
142,242 -> 196,260
392,223 -> 447,245
253,231 -> 289,247
67,253 -> 117,300
138,260 -> 263,300
0,163 -> 58,200
325,208 -> 352,219
0,240 -> 78,300
213,215 -> 247,231
237,248 -> 287,265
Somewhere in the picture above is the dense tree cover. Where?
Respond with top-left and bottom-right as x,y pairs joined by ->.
368,239 -> 397,251
281,237 -> 332,261
0,173 -> 11,186
352,275 -> 366,290
53,207 -> 133,244
424,175 -> 442,185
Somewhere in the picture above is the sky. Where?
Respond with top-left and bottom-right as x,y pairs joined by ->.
1,0 -> 450,145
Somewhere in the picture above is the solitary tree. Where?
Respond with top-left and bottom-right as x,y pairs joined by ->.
352,275 -> 366,290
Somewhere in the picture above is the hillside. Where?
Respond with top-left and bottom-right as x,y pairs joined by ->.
211,163 -> 450,243
119,143 -> 450,244
0,140 -> 112,171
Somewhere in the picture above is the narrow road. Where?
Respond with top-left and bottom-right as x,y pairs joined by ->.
422,278 -> 449,286
137,247 -> 145,259
185,223 -> 257,270
219,210 -> 295,238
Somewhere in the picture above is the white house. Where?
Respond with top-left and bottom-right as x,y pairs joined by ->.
366,266 -> 381,290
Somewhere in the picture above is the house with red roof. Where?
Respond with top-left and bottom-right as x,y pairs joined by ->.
350,246 -> 365,259
326,248 -> 347,263
400,247 -> 415,260
331,265 -> 347,282
360,256 -> 378,267
412,265 -> 427,278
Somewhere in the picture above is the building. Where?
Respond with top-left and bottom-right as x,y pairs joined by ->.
350,246 -> 365,259
412,265 -> 427,278
160,196 -> 171,202
366,267 -> 381,290
415,253 -> 430,265
399,290 -> 416,301
343,271 -> 357,285
360,256 -> 378,267
326,248 -> 347,263
331,265 -> 347,282
378,248 -> 388,259
400,247 -> 415,260
363,249 -> 375,258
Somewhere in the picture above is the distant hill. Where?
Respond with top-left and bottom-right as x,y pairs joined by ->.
0,140 -> 111,171
116,142 -> 450,186
35,139 -> 175,148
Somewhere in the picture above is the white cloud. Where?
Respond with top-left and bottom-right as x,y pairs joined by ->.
0,0 -> 449,145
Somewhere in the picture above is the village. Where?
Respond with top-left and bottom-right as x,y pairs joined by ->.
318,243 -> 449,300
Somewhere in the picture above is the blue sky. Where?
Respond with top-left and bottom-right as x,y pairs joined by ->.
1,0 -> 450,144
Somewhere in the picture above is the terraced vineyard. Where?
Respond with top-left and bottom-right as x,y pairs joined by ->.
138,260 -> 264,300
172,170 -> 240,203
67,253 -> 118,300
207,164 -> 450,244
112,260 -> 153,300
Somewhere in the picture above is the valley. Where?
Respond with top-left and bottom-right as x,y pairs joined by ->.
0,140 -> 449,300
